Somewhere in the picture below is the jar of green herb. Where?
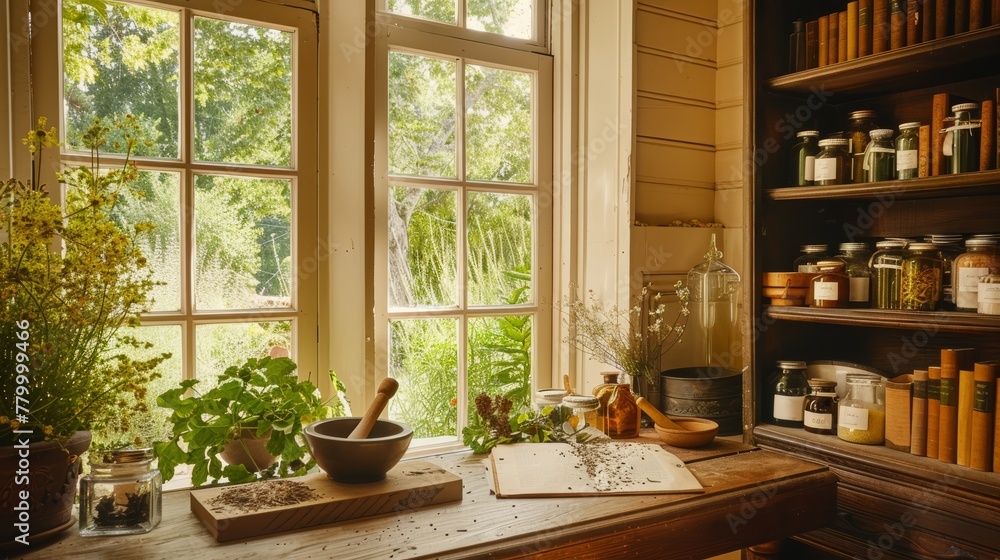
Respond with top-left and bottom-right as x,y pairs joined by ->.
901,243 -> 943,311
895,122 -> 920,179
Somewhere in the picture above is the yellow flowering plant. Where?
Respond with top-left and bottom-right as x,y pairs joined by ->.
0,116 -> 168,446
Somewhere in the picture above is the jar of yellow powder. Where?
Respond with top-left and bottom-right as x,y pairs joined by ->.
837,374 -> 885,445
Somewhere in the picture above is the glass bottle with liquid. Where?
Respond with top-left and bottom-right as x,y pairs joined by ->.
772,360 -> 810,428
809,260 -> 850,308
835,242 -> 872,308
789,130 -> 820,186
592,372 -> 620,435
606,383 -> 640,438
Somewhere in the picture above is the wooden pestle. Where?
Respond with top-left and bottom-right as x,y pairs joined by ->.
348,378 -> 399,439
635,397 -> 688,431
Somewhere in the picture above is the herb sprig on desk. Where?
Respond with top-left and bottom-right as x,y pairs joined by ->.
462,392 -> 595,454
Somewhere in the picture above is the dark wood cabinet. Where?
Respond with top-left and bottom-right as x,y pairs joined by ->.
744,2 -> 1000,557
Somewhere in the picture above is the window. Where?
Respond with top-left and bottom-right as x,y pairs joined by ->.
31,0 -> 318,443
375,5 -> 552,447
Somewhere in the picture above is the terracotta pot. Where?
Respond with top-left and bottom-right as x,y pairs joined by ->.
220,428 -> 276,472
0,430 -> 91,547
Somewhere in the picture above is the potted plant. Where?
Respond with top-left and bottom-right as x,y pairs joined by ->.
1,116 -> 167,545
154,356 -> 349,487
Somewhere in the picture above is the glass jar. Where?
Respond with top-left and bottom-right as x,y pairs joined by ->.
846,110 -> 879,183
979,273 -> 1000,315
789,130 -> 820,186
686,233 -> 742,369
533,388 -> 567,412
835,242 -> 872,307
80,448 -> 162,536
900,243 -> 943,311
927,234 -> 964,310
895,122 -> 921,179
606,383 -> 640,438
772,360 -> 810,428
870,239 -> 908,309
562,394 -> 600,433
837,375 -> 886,445
592,372 -> 620,435
803,379 -> 838,435
862,128 -> 896,182
944,103 -> 981,174
953,238 -> 1000,311
794,244 -> 830,273
814,138 -> 851,186
809,260 -> 850,308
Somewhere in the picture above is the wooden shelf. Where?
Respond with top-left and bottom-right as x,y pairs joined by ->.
765,25 -> 1000,96
766,170 -> 1000,201
764,305 -> 1000,333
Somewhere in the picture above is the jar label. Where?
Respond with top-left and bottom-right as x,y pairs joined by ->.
979,282 -> 1000,304
804,410 -> 833,430
814,158 -> 838,181
839,405 -> 870,430
813,280 -> 839,301
958,267 -> 990,290
897,149 -> 918,171
849,277 -> 870,302
774,394 -> 805,422
804,156 -> 815,181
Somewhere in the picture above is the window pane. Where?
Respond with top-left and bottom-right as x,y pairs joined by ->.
467,0 -> 534,40
195,175 -> 293,311
389,186 -> 457,308
196,321 -> 292,386
465,64 -> 532,183
111,171 -> 181,312
467,192 -> 533,306
389,52 -> 457,178
62,0 -> 180,158
194,17 -> 292,167
386,0 -> 457,26
467,314 -> 532,421
388,318 -> 458,439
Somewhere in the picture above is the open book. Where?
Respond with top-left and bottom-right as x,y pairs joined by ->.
488,441 -> 704,497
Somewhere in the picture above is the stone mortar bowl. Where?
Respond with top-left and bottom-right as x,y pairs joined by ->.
652,417 -> 719,448
304,418 -> 413,483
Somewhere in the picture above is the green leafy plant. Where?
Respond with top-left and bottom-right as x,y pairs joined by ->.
461,393 -> 595,454
154,356 -> 349,486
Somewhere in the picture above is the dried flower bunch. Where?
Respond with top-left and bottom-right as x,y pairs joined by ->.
562,282 -> 690,385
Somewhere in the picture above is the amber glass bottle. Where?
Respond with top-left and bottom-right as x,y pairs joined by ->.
606,384 -> 640,438
592,372 -> 619,435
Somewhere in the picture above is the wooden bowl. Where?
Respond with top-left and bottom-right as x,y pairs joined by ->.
762,271 -> 816,288
762,286 -> 810,300
304,418 -> 413,483
652,417 -> 719,448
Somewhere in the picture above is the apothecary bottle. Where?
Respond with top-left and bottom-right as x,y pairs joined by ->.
772,360 -> 810,428
809,260 -> 850,308
803,379 -> 838,435
953,238 -> 1000,311
814,139 -> 851,186
927,234 -> 963,310
835,242 -> 872,307
870,239 -> 907,309
944,103 -> 981,174
862,129 -> 896,183
80,448 -> 162,536
789,130 -> 820,186
900,243 -> 943,311
837,375 -> 885,445
592,372 -> 620,435
562,394 -> 600,433
895,122 -> 920,179
794,244 -> 829,273
979,273 -> 1000,315
846,110 -> 879,183
606,383 -> 640,438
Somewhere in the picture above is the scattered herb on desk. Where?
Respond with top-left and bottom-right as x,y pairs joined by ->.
462,392 -> 597,454
209,479 -> 320,513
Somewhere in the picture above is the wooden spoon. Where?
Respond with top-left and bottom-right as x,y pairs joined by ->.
563,373 -> 574,395
636,397 -> 688,431
348,378 -> 399,439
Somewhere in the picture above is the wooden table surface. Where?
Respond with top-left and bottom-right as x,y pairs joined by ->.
17,434 -> 837,560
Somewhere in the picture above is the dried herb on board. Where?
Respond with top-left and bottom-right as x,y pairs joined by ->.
209,479 -> 320,513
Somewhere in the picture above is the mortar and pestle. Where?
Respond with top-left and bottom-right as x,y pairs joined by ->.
636,396 -> 719,448
304,378 -> 413,483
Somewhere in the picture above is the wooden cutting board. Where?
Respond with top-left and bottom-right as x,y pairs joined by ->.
190,461 -> 462,542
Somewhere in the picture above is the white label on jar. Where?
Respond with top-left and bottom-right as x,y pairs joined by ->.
804,410 -> 833,430
849,276 -> 870,302
813,281 -> 839,301
804,156 -> 816,181
814,158 -> 838,181
839,405 -> 870,430
774,394 -> 805,422
980,282 -> 1000,304
896,149 -> 918,171
958,267 -> 990,290
798,264 -> 819,273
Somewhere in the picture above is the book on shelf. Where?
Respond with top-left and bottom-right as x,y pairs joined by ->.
995,376 -> 1000,473
874,0 -> 890,52
806,20 -> 819,69
971,361 -> 997,472
907,0 -> 923,44
848,2 -> 860,60
830,14 -> 840,64
839,11 -> 849,62
955,0 -> 970,33
918,125 -> 931,177
957,367 -> 976,467
994,0 -> 1000,24
891,0 -> 907,49
927,365 -> 942,459
911,369 -> 929,456
982,99 -> 996,171
970,0 -> 987,28
819,15 -> 830,66
923,0 -> 937,41
939,348 -> 977,464
996,88 -> 1000,168
886,374 -> 913,453
859,0 -> 873,56
932,92 -> 951,176
936,0 -> 952,39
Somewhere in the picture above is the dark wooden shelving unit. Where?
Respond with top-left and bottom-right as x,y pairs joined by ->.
746,2 -> 1000,558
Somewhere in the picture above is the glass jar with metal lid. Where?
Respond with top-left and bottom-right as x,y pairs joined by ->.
927,234 -> 964,310
862,129 -> 896,182
943,103 -> 981,174
772,360 -> 810,428
814,138 -> 851,186
789,130 -> 821,186
794,244 -> 829,273
835,242 -> 873,307
79,448 -> 162,536
870,239 -> 908,309
895,122 -> 921,179
846,110 -> 879,183
804,379 -> 838,435
562,394 -> 600,434
838,374 -> 885,445
809,260 -> 850,308
953,238 -> 1000,311
900,242 -> 943,311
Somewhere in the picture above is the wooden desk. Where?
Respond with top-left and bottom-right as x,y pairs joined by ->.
19,436 -> 837,559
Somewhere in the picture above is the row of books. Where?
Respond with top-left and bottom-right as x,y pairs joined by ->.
790,0 -> 1000,72
884,349 -> 999,473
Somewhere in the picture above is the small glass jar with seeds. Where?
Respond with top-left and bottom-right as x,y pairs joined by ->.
837,374 -> 885,445
79,448 -> 162,536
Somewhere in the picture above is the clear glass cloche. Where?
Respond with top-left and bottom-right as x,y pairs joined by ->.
686,233 -> 742,369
